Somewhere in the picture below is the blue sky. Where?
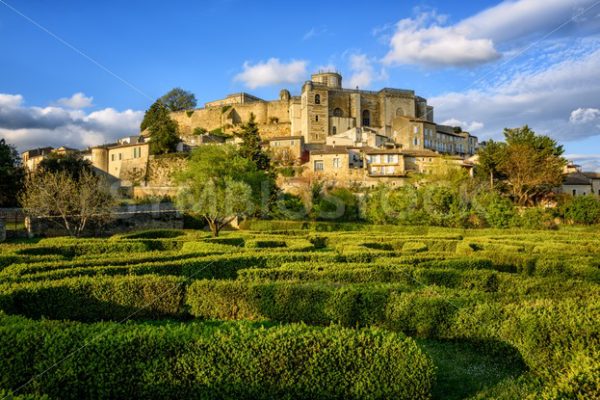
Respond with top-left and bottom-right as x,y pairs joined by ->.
1,0 -> 600,169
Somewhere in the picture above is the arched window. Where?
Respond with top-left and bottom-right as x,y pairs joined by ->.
332,126 -> 337,135
315,94 -> 321,104
395,108 -> 404,117
362,110 -> 370,126
333,108 -> 343,117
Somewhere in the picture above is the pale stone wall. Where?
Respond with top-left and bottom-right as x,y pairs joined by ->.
145,155 -> 188,187
171,100 -> 292,138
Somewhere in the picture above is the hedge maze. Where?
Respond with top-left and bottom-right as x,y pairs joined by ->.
0,224 -> 598,399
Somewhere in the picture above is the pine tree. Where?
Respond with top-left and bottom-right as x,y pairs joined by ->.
141,101 -> 180,155
236,113 -> 270,170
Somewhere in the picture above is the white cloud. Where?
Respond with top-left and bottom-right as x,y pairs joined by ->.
570,107 -> 600,124
382,0 -> 600,68
55,92 -> 94,109
346,53 -> 387,89
0,93 -> 143,151
441,118 -> 484,133
383,11 -> 500,67
234,58 -> 308,89
430,46 -> 600,142
0,94 -> 24,108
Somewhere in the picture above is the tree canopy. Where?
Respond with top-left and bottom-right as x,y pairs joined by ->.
498,126 -> 565,206
475,126 -> 565,206
176,145 -> 271,236
0,139 -> 24,207
37,152 -> 92,181
159,88 -> 197,112
141,101 -> 180,155
236,113 -> 270,171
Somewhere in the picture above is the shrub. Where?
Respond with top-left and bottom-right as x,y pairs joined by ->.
245,239 -> 287,249
0,316 -> 435,400
561,195 -> 600,225
0,275 -> 187,321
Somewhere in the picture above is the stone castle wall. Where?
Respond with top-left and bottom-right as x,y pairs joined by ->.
145,155 -> 189,187
171,100 -> 292,138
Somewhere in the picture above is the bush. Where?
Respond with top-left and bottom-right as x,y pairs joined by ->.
270,192 -> 307,220
0,275 -> 187,321
561,195 -> 600,225
0,316 -> 435,400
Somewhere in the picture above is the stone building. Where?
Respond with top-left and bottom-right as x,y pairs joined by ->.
168,71 -> 478,157
84,136 -> 150,185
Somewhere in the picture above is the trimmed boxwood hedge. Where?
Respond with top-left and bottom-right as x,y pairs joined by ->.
0,316 -> 435,400
0,275 -> 188,321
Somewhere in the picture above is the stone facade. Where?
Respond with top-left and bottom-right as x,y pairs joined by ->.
168,71 -> 478,155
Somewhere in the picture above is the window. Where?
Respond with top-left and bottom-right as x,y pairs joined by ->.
119,153 -> 122,160
573,189 -> 577,196
362,110 -> 370,126
332,126 -> 337,135
333,108 -> 343,117
333,158 -> 341,169
386,154 -> 397,163
111,154 -> 115,161
314,160 -> 324,171
413,126 -> 418,134
290,140 -> 295,145
316,115 -> 319,122
315,94 -> 321,104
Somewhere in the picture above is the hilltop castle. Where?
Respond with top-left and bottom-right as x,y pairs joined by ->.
22,72 -> 480,194
171,71 -> 478,156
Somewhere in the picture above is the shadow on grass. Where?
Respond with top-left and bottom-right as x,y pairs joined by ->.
416,338 -> 527,400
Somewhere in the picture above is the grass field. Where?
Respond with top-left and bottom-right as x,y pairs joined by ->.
0,222 -> 598,399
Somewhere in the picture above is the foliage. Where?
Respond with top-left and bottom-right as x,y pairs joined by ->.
0,139 -> 25,207
20,170 -> 114,237
2,225 -> 600,399
0,315 -> 434,400
473,192 -> 516,228
37,152 -> 92,181
497,126 -> 565,206
270,192 -> 307,220
560,194 -> 600,225
315,187 -> 361,221
235,113 -> 270,171
176,145 -> 270,236
140,101 -> 180,155
476,139 -> 507,189
158,87 -> 197,111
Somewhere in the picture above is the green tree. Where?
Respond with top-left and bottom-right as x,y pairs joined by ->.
176,145 -> 270,236
498,126 -> 565,206
236,113 -> 270,170
476,140 -> 507,189
159,88 -> 197,112
0,139 -> 25,207
140,101 -> 165,132
141,101 -> 180,155
38,152 -> 92,181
